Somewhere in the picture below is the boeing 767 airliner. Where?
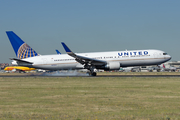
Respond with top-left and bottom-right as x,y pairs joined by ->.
6,31 -> 171,76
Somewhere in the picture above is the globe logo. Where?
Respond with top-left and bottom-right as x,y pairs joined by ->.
17,43 -> 38,59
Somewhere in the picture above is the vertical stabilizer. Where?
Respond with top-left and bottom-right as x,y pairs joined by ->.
6,31 -> 39,59
163,64 -> 166,68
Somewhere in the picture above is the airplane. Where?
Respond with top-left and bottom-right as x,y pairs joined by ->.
4,66 -> 35,73
6,31 -> 171,76
56,49 -> 61,54
160,64 -> 177,72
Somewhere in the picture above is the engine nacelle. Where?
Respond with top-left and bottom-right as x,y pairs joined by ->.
104,62 -> 120,71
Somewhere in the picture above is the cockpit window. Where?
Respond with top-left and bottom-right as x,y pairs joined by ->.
163,53 -> 167,55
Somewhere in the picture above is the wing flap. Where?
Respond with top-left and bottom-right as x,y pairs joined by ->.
75,55 -> 106,65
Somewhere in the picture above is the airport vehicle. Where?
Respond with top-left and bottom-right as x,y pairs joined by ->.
140,66 -> 161,72
6,31 -> 171,76
4,66 -> 35,73
119,67 -> 141,72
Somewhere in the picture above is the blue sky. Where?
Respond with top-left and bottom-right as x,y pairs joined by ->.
0,0 -> 180,63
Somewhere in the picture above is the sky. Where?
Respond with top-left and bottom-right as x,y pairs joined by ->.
0,0 -> 180,63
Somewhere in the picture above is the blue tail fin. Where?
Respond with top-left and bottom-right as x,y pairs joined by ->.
6,31 -> 39,59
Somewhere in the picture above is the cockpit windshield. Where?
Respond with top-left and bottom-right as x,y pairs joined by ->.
163,53 -> 168,55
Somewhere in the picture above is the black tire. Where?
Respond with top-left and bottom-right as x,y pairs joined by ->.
91,72 -> 97,76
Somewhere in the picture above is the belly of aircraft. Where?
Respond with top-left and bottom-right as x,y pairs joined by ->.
120,58 -> 167,67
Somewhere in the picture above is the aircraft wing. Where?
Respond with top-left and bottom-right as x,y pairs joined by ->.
75,54 -> 107,65
61,42 -> 107,65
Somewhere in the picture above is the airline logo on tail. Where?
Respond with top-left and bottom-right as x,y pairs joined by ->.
17,43 -> 38,59
6,31 -> 39,59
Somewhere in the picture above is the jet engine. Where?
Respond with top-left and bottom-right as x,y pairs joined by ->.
104,62 -> 120,71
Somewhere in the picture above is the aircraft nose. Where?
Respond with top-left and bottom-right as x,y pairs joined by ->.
167,55 -> 171,60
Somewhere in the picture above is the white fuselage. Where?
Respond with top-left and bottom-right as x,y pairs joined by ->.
12,49 -> 171,70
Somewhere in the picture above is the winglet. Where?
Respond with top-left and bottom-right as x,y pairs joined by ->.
55,49 -> 61,54
61,42 -> 72,53
61,42 -> 77,57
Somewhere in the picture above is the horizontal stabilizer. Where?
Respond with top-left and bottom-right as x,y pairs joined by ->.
10,58 -> 33,64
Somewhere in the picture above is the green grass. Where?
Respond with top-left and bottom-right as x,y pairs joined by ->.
0,77 -> 180,120
1,71 -> 180,76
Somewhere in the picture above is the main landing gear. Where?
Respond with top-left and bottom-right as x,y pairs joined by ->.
87,71 -> 97,76
89,72 -> 97,76
85,65 -> 97,76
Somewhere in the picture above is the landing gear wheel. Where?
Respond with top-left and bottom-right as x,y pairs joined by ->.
86,72 -> 90,76
91,72 -> 97,76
